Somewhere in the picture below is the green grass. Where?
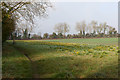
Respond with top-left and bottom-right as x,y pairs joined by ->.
2,43 -> 32,78
3,38 -> 118,78
41,38 -> 118,46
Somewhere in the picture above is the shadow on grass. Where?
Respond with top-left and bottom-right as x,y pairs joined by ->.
86,60 -> 118,78
3,42 -> 118,78
2,42 -> 58,58
33,56 -> 118,78
2,43 -> 32,78
2,57 -> 32,78
33,56 -> 91,78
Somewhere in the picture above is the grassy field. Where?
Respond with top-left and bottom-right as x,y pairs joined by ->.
2,38 -> 118,78
42,38 -> 118,46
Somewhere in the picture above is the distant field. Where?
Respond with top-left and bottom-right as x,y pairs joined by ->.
3,38 -> 118,78
41,38 -> 118,46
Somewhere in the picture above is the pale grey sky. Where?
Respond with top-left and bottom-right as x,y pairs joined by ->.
33,2 -> 118,36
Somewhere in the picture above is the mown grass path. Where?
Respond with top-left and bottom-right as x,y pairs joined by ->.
12,44 -> 39,78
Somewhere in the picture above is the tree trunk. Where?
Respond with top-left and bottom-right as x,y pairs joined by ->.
13,34 -> 15,45
63,32 -> 65,38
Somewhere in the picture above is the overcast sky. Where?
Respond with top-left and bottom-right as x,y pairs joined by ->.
33,2 -> 118,36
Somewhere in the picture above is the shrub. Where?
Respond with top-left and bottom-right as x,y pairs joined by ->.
2,9 -> 15,42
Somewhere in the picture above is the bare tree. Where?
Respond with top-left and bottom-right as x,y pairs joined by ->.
91,20 -> 97,35
96,23 -> 102,34
81,21 -> 86,37
54,23 -> 64,34
1,1 -> 53,23
102,22 -> 107,35
76,22 -> 82,37
106,25 -> 110,35
76,21 -> 86,37
87,23 -> 92,34
54,22 -> 69,38
63,23 -> 69,38
1,1 -> 52,43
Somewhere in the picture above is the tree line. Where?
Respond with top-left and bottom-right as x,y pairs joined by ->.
11,21 -> 118,40
1,1 -> 118,42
